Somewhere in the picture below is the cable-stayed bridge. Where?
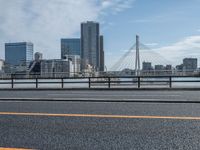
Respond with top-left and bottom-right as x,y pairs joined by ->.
110,35 -> 172,73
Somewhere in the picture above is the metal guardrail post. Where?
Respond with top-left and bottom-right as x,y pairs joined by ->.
169,76 -> 172,88
138,77 -> 140,88
89,77 -> 91,88
36,78 -> 38,88
61,78 -> 64,88
108,77 -> 111,88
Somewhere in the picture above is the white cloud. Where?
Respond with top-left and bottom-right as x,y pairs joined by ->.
154,35 -> 200,66
100,0 -> 134,13
0,0 -> 99,59
145,43 -> 159,47
0,0 -> 135,59
132,19 -> 153,23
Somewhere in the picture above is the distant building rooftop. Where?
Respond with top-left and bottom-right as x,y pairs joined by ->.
5,42 -> 33,46
81,21 -> 99,24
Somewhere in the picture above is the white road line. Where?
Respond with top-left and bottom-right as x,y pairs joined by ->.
47,94 -> 181,97
0,100 -> 90,103
46,91 -> 184,94
0,98 -> 187,101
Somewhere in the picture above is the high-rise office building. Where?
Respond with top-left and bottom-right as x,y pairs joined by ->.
100,35 -> 104,72
61,38 -> 80,59
183,58 -> 197,72
81,21 -> 100,71
5,42 -> 33,67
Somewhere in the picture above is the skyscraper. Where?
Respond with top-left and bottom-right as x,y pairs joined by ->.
81,21 -> 100,71
100,35 -> 104,72
61,38 -> 81,59
5,42 -> 33,67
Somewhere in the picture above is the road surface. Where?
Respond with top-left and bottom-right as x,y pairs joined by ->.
0,90 -> 200,149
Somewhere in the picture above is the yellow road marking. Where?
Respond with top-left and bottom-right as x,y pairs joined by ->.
0,112 -> 200,120
0,148 -> 33,150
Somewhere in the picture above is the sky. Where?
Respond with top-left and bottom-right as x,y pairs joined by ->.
0,0 -> 200,69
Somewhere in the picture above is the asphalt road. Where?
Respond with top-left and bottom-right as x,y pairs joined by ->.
0,90 -> 200,149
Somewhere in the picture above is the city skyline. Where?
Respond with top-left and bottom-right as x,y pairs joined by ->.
0,0 -> 200,69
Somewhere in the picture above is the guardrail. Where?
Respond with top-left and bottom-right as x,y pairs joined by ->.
0,75 -> 200,89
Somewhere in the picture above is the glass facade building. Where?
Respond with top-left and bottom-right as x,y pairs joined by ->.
5,42 -> 33,67
81,21 -> 100,71
100,35 -> 104,72
61,39 -> 81,59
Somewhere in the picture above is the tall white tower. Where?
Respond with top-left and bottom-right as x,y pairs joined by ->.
135,35 -> 140,76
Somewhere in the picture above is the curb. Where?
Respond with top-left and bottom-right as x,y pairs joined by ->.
0,88 -> 200,91
0,98 -> 200,104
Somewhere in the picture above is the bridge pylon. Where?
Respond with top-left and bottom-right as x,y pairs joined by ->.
135,35 -> 140,76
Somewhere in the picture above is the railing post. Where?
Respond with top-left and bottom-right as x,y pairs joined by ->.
138,77 -> 140,88
169,76 -> 172,88
108,77 -> 111,88
36,78 -> 38,89
61,78 -> 64,88
89,77 -> 91,88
